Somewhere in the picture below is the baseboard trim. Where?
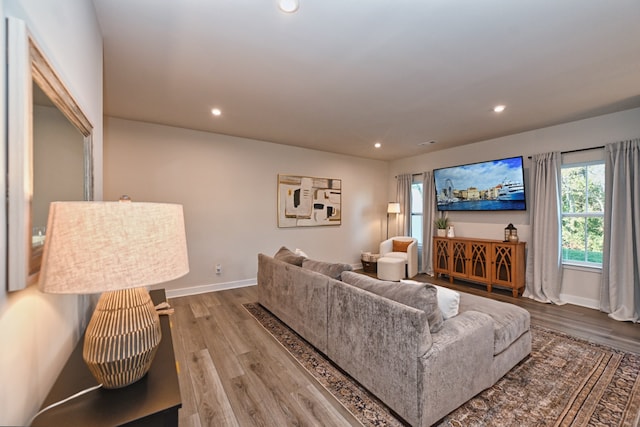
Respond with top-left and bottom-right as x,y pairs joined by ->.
560,293 -> 600,310
165,278 -> 256,299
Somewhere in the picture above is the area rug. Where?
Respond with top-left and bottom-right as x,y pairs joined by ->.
243,303 -> 640,427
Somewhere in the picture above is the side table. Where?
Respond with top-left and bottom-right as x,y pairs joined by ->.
31,289 -> 181,427
361,258 -> 377,274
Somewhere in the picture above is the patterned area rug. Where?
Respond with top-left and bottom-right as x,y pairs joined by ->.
243,303 -> 640,427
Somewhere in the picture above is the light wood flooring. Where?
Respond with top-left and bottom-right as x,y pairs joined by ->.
168,276 -> 640,427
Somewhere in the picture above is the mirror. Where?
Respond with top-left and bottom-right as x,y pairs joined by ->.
7,17 -> 94,291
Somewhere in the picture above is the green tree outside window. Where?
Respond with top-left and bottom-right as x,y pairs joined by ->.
561,162 -> 604,265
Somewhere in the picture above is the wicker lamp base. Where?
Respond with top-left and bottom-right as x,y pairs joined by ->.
83,287 -> 162,389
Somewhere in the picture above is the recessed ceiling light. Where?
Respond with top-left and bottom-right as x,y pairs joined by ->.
374,142 -> 382,148
211,108 -> 222,116
493,105 -> 506,113
418,140 -> 437,146
278,0 -> 299,13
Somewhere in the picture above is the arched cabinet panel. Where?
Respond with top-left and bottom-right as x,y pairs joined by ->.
433,237 -> 526,297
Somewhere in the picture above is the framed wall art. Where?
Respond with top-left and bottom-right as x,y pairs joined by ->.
277,174 -> 341,227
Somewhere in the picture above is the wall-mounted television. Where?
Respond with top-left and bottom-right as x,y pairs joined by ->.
434,156 -> 526,211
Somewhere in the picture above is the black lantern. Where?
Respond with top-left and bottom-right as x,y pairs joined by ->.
504,223 -> 518,242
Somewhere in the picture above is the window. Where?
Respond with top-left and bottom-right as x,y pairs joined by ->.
561,161 -> 605,266
411,182 -> 423,246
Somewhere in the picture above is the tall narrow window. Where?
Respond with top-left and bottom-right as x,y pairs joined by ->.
561,161 -> 605,266
411,182 -> 423,246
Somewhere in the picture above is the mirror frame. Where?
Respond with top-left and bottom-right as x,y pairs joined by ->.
7,17 -> 94,291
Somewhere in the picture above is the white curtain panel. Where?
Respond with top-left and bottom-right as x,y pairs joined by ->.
601,139 -> 640,323
421,171 -> 436,275
524,152 -> 564,304
396,174 -> 412,236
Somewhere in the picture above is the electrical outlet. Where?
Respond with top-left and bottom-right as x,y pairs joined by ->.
216,264 -> 222,274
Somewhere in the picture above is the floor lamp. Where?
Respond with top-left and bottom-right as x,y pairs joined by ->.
387,202 -> 400,239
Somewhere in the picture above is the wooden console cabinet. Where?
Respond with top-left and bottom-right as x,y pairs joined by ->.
433,237 -> 526,297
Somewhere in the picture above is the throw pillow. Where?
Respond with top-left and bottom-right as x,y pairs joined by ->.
274,246 -> 305,266
433,285 -> 460,319
294,248 -> 309,258
401,280 -> 460,320
342,271 -> 444,333
302,259 -> 353,280
392,239 -> 412,253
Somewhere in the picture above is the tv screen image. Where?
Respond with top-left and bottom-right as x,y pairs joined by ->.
434,156 -> 526,211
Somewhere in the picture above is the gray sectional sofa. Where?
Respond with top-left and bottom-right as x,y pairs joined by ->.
257,251 -> 531,426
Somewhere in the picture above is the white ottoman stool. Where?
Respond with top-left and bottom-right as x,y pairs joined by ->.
377,257 -> 405,281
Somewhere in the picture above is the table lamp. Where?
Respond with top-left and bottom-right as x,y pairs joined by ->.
38,198 -> 189,389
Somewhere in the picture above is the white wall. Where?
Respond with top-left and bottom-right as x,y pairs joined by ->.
389,107 -> 640,308
104,109 -> 640,307
104,118 -> 389,296
0,1 -> 103,424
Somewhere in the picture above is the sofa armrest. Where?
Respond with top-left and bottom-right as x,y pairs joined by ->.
257,253 -> 330,353
418,310 -> 495,426
406,240 -> 418,277
328,281 -> 430,426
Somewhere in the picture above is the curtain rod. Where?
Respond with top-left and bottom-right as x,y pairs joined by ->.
562,145 -> 605,155
397,145 -> 606,176
394,173 -> 423,178
528,145 -> 604,159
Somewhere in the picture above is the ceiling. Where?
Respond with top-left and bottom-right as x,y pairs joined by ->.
92,0 -> 640,161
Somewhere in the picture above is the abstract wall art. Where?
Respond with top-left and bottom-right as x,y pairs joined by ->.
277,174 -> 341,227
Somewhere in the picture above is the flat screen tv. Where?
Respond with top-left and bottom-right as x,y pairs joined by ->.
434,156 -> 526,211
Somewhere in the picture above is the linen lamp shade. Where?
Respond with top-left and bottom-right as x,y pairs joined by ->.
39,201 -> 189,293
38,200 -> 189,388
386,202 -> 401,239
387,202 -> 401,214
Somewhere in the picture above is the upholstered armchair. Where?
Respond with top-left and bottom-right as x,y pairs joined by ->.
379,237 -> 418,278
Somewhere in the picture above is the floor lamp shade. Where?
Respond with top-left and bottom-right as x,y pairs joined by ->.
386,202 -> 400,239
38,201 -> 190,388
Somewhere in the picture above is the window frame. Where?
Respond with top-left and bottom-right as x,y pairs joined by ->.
410,180 -> 423,247
560,159 -> 605,268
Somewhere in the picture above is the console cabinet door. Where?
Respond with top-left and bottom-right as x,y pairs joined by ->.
468,241 -> 490,283
492,242 -> 526,297
449,240 -> 469,280
432,237 -> 525,297
444,239 -> 491,285
433,237 -> 450,277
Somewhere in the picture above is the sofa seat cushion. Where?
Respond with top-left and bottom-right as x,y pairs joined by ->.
458,292 -> 530,355
342,271 -> 444,332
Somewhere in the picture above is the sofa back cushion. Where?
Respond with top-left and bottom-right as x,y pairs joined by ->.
302,259 -> 353,280
274,246 -> 306,266
341,271 -> 444,332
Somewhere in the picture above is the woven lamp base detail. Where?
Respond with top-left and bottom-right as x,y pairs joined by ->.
83,287 -> 162,389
